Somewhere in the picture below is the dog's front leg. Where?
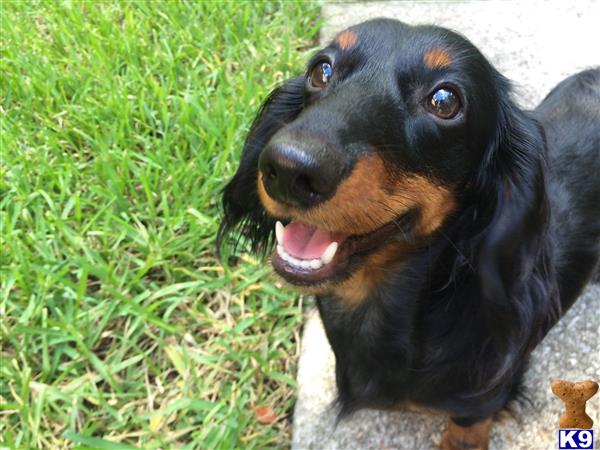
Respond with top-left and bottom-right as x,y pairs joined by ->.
440,417 -> 493,450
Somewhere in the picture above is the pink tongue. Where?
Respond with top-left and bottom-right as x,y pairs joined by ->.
283,222 -> 336,259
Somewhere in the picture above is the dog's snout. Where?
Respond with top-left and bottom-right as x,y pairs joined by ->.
259,142 -> 339,207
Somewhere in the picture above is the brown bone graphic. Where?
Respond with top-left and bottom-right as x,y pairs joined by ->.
551,379 -> 598,429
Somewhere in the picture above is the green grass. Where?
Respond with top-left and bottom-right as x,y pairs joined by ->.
0,1 -> 321,448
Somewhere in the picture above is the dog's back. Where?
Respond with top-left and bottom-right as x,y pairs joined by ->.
536,68 -> 600,309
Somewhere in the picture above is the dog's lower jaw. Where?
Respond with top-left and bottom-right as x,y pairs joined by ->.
290,240 -> 411,305
440,418 -> 493,450
331,241 -> 410,306
277,238 -> 412,303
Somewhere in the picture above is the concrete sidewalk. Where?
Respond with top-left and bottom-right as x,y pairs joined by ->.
292,2 -> 600,449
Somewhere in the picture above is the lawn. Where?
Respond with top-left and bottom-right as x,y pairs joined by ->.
0,1 -> 321,448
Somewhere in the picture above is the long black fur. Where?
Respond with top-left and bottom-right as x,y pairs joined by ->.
218,77 -> 305,257
217,19 -> 600,427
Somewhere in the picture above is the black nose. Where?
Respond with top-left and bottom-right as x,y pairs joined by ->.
259,142 -> 339,207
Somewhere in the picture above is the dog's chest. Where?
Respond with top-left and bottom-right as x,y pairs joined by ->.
315,286 -> 480,411
316,292 -> 424,407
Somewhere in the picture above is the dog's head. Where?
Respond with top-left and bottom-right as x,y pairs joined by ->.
218,19 -> 549,305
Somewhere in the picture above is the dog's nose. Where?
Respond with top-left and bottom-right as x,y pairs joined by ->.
259,142 -> 338,207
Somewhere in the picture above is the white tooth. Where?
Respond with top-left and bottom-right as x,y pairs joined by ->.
300,260 -> 311,269
275,221 -> 284,245
278,245 -> 292,263
321,242 -> 338,265
310,259 -> 323,270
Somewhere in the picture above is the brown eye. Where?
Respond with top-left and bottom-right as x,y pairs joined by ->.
309,62 -> 333,89
427,87 -> 461,119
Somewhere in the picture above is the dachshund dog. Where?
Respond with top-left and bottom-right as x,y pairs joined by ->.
218,18 -> 600,450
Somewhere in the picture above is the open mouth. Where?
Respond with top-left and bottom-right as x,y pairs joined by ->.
271,210 -> 418,286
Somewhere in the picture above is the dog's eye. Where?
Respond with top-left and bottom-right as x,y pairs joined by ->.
309,62 -> 333,89
427,88 -> 461,119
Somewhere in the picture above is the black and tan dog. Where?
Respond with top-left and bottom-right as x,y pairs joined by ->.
218,19 -> 599,450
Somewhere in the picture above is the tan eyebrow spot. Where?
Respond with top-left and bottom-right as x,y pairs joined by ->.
424,49 -> 452,69
336,30 -> 358,50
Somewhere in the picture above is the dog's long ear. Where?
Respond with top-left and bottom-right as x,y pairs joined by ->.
466,87 -> 559,361
216,77 -> 305,257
